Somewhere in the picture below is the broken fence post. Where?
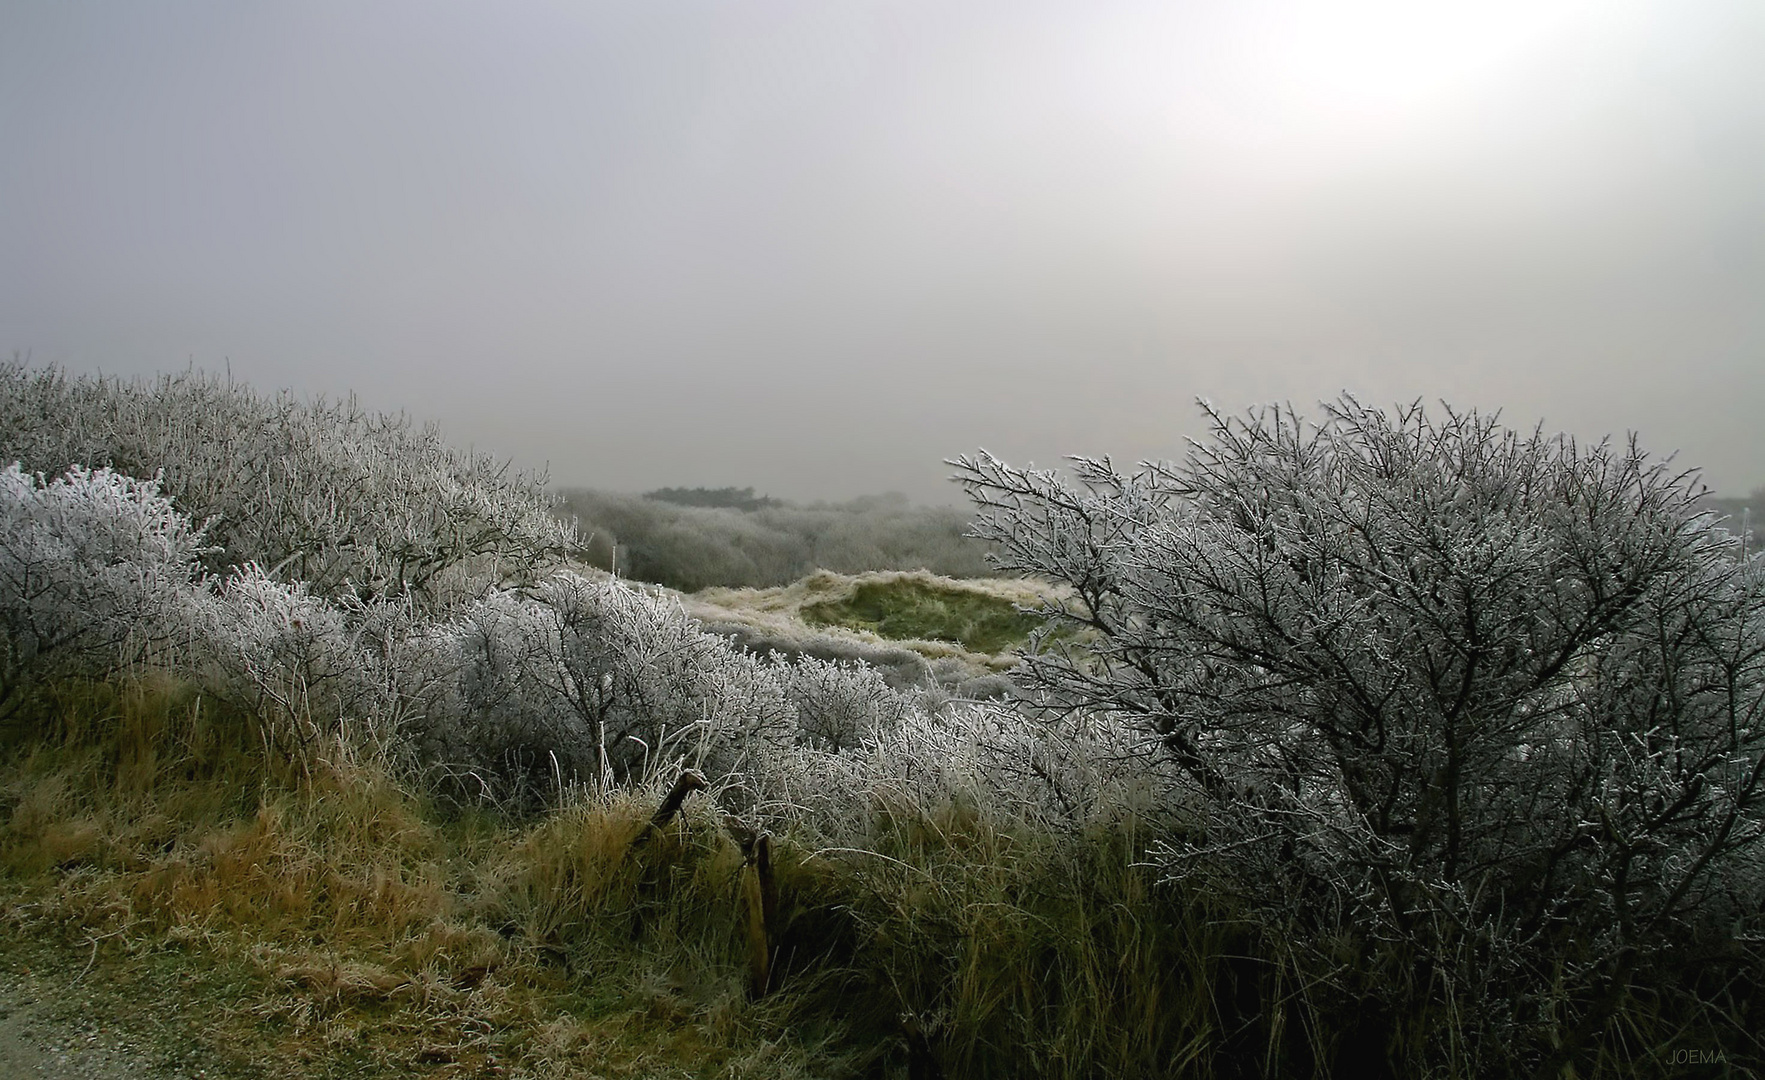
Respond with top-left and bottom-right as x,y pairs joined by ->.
628,769 -> 707,851
741,831 -> 776,999
649,769 -> 707,829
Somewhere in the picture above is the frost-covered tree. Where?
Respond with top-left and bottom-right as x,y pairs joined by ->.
0,463 -> 210,717
0,362 -> 577,607
954,396 -> 1765,1072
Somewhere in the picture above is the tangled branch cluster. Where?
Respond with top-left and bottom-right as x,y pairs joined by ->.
954,396 -> 1765,1071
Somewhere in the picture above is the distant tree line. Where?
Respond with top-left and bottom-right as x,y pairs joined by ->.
644,486 -> 782,512
557,488 -> 996,591
1709,488 -> 1765,545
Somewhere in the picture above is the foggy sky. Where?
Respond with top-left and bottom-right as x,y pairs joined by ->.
4,1 -> 1762,503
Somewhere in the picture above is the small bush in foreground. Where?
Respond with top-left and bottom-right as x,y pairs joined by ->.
0,463 -> 209,720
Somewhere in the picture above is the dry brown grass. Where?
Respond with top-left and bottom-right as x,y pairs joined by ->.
0,678 -> 867,1077
4,673 -> 1244,1077
9,673 -> 1725,1077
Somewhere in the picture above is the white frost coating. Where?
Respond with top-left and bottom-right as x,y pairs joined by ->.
953,395 -> 1765,1070
0,462 -> 209,714
0,362 -> 578,608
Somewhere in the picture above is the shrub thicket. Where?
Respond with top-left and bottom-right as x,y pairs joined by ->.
0,455 -> 936,807
0,463 -> 208,719
0,361 -> 576,607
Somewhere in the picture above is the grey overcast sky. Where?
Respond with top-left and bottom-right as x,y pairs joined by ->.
3,1 -> 1762,503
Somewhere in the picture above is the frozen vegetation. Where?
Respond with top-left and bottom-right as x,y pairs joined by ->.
1,362 -> 1762,1076
1709,489 -> 1765,547
558,486 -> 994,591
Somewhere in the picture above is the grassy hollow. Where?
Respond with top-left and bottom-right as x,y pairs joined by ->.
799,577 -> 1045,655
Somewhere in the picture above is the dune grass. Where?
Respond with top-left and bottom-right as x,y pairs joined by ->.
0,675 -> 1256,1079
800,576 -> 1046,655
0,678 -> 846,1077
683,570 -> 1071,694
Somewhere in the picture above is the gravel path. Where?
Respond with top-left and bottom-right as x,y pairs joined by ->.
0,961 -> 207,1080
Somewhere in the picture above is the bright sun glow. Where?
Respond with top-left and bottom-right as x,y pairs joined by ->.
1244,0 -> 1615,131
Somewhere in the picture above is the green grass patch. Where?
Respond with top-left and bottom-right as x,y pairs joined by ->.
800,577 -> 1045,654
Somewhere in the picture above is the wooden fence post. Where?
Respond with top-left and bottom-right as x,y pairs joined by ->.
624,777 -> 782,999
649,769 -> 707,830
732,826 -> 778,999
627,769 -> 706,852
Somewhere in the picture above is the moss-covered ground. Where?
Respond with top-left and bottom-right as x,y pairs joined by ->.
799,576 -> 1045,654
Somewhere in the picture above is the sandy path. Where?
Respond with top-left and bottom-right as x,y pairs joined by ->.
0,961 -> 205,1080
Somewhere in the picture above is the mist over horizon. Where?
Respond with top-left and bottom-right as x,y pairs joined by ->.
5,1 -> 1763,503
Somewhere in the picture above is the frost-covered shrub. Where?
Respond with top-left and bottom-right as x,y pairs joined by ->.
181,559 -> 469,767
774,653 -> 911,753
446,574 -> 794,801
956,396 -> 1765,1073
0,462 -> 209,716
197,565 -> 375,758
884,705 -> 1164,826
0,362 -> 576,608
748,699 -> 1169,848
342,589 -> 467,758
